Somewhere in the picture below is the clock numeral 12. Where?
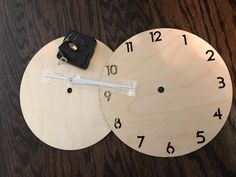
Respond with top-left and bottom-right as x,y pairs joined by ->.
137,136 -> 145,148
213,108 -> 223,119
196,131 -> 205,144
166,142 -> 175,154
206,50 -> 215,61
150,31 -> 162,42
125,42 -> 133,52
114,118 -> 122,129
106,65 -> 118,76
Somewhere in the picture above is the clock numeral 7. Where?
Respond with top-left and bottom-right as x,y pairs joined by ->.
137,136 -> 145,148
150,31 -> 162,42
106,65 -> 118,76
196,131 -> 205,144
125,42 -> 133,52
166,142 -> 175,154
217,77 -> 226,89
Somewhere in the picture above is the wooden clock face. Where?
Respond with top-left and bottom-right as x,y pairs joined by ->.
100,28 -> 232,157
20,37 -> 112,150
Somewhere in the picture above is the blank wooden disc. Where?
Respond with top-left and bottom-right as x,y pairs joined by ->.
20,37 -> 112,150
100,28 -> 233,157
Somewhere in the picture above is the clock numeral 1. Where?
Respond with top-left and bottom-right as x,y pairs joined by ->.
104,90 -> 111,101
166,142 -> 175,154
217,77 -> 226,89
106,65 -> 118,76
206,50 -> 215,61
196,131 -> 205,144
125,42 -> 133,52
137,136 -> 145,148
150,31 -> 162,42
182,34 -> 187,45
213,108 -> 223,119
114,118 -> 122,129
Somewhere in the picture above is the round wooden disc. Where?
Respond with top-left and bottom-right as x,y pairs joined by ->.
100,28 -> 233,157
20,37 -> 112,150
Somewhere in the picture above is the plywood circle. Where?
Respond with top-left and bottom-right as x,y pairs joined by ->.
100,28 -> 233,157
20,37 -> 112,150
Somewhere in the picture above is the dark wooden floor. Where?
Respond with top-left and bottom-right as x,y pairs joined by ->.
0,0 -> 235,177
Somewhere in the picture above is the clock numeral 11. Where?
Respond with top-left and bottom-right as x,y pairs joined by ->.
150,31 -> 162,42
125,42 -> 133,52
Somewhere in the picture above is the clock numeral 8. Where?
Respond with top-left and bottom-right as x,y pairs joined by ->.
166,142 -> 175,154
106,65 -> 118,76
196,131 -> 205,144
114,118 -> 122,129
217,77 -> 226,89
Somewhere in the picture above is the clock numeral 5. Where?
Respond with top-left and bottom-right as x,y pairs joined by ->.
217,77 -> 226,89
106,65 -> 118,76
137,136 -> 145,148
213,108 -> 223,119
206,50 -> 215,61
114,118 -> 122,129
104,90 -> 111,101
150,31 -> 162,42
166,142 -> 175,154
196,131 -> 205,144
125,42 -> 133,52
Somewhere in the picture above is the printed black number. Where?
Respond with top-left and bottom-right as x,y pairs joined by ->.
182,34 -> 187,45
114,118 -> 122,129
217,77 -> 226,89
206,50 -> 215,61
213,108 -> 223,119
104,91 -> 111,101
125,42 -> 133,52
196,131 -> 205,144
137,136 -> 145,148
106,65 -> 118,76
166,142 -> 175,154
150,31 -> 162,42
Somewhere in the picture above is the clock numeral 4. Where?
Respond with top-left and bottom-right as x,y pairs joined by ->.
196,131 -> 205,144
137,136 -> 145,148
217,77 -> 226,89
213,108 -> 223,119
166,142 -> 175,154
104,90 -> 111,101
182,34 -> 187,45
125,42 -> 133,52
206,50 -> 215,61
106,65 -> 118,76
114,118 -> 122,129
150,31 -> 162,42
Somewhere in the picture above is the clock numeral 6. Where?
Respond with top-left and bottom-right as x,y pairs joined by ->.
125,42 -> 133,52
104,90 -> 111,101
196,131 -> 205,144
137,136 -> 145,148
166,142 -> 175,154
213,108 -> 223,119
106,65 -> 118,76
150,31 -> 162,42
217,77 -> 226,89
114,118 -> 122,129
206,50 -> 215,61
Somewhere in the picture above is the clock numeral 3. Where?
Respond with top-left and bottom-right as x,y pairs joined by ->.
137,136 -> 145,148
106,65 -> 118,76
196,131 -> 205,144
166,142 -> 175,154
104,90 -> 111,101
114,118 -> 122,129
150,31 -> 162,42
206,50 -> 215,61
217,77 -> 226,89
125,42 -> 133,52
213,108 -> 223,119
182,34 -> 187,45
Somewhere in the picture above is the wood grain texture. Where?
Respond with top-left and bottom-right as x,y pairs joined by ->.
0,0 -> 235,177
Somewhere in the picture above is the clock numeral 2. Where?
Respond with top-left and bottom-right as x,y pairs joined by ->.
114,118 -> 122,129
137,136 -> 145,148
213,108 -> 223,119
106,65 -> 118,76
182,34 -> 187,45
196,131 -> 205,144
125,42 -> 133,52
150,31 -> 162,42
206,50 -> 215,61
104,90 -> 111,101
166,142 -> 175,154
217,77 -> 226,89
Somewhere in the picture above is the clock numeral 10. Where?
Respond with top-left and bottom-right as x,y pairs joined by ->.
150,31 -> 162,42
104,90 -> 111,101
166,142 -> 175,154
217,77 -> 226,89
137,136 -> 145,148
213,108 -> 223,119
206,50 -> 215,61
114,118 -> 122,129
106,65 -> 118,76
196,131 -> 205,144
125,42 -> 133,52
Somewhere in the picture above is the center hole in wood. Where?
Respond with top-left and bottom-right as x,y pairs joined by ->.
67,88 -> 72,93
157,86 -> 165,93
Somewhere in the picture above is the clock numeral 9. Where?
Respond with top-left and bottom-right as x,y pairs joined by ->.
137,136 -> 145,148
106,65 -> 118,76
217,77 -> 226,89
125,42 -> 133,52
166,142 -> 175,154
213,108 -> 223,119
114,118 -> 122,129
150,31 -> 162,42
196,131 -> 205,144
104,90 -> 111,101
206,50 -> 215,61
